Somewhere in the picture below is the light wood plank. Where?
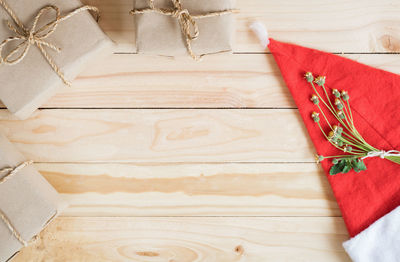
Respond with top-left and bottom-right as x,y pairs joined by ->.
36,163 -> 338,216
0,109 -> 315,162
80,0 -> 400,53
36,53 -> 400,109
14,217 -> 351,262
47,53 -> 292,109
238,0 -> 400,53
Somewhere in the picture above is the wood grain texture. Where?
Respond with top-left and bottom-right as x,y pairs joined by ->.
6,0 -> 393,260
35,163 -> 339,216
36,53 -> 400,109
79,0 -> 400,53
14,217 -> 351,262
45,53 -> 293,109
237,0 -> 400,53
0,109 -> 315,163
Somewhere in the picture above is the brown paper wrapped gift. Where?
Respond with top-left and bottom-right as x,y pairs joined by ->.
0,133 -> 64,261
0,0 -> 113,120
131,0 -> 237,59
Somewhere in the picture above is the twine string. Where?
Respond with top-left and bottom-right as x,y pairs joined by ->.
361,150 -> 400,160
0,0 -> 99,86
130,0 -> 237,60
0,160 -> 34,247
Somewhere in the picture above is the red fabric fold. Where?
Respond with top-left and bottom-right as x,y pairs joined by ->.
268,38 -> 400,237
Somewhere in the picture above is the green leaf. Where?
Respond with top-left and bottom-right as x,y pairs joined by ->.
342,164 -> 352,174
330,165 -> 341,175
351,159 -> 361,173
329,158 -> 367,176
356,160 -> 367,171
330,160 -> 345,175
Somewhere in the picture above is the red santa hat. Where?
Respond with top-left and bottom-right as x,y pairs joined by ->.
251,22 -> 400,261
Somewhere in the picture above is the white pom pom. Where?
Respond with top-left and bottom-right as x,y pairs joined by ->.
250,22 -> 269,48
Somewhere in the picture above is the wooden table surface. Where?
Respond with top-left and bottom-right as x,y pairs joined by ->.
9,0 -> 400,261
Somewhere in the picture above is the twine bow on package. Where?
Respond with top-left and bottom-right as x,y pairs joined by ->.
131,0 -> 237,60
0,0 -> 113,120
0,133 -> 64,261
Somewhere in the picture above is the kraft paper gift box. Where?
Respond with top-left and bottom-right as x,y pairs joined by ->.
0,0 -> 114,120
0,133 -> 64,261
132,0 -> 236,58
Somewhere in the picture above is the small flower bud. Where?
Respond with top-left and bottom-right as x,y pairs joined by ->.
315,155 -> 324,163
305,72 -> 314,83
342,91 -> 349,101
332,89 -> 340,98
314,76 -> 326,86
338,111 -> 345,119
311,112 -> 320,122
332,125 -> 340,134
338,141 -> 344,147
334,99 -> 343,109
310,94 -> 319,105
332,158 -> 339,164
328,131 -> 335,139
344,145 -> 352,152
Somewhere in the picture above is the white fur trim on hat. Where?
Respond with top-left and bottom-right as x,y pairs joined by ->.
250,22 -> 270,48
343,206 -> 400,262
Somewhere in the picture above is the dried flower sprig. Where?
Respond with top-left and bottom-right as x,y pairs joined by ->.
305,72 -> 400,175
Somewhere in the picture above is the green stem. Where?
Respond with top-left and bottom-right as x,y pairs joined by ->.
324,154 -> 364,159
338,137 -> 367,152
340,97 -> 353,125
310,83 -> 340,121
341,105 -> 356,135
339,98 -> 376,152
385,156 -> 400,165
316,104 -> 332,130
312,82 -> 353,135
321,84 -> 337,117
341,131 -> 367,148
317,123 -> 361,155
